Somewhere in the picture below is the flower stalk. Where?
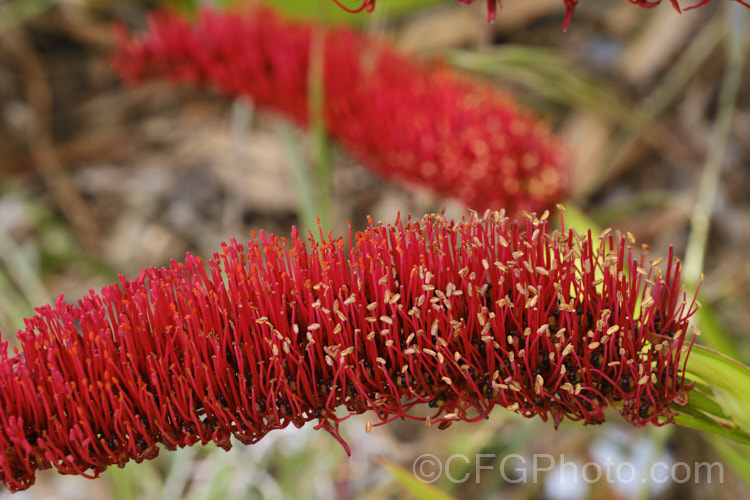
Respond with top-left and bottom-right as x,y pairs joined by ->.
0,210 -> 704,491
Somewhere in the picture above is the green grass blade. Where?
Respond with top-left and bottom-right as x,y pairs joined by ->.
683,345 -> 750,439
375,455 -> 458,500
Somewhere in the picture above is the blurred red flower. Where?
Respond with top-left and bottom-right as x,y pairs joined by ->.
111,6 -> 568,214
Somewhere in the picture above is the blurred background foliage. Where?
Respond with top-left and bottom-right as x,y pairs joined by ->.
0,0 -> 749,498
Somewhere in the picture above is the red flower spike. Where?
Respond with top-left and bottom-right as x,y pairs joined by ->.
334,0 -> 749,26
111,7 -> 567,214
0,210 -> 697,491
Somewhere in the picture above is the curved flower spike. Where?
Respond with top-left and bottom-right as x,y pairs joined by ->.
0,210 -> 697,491
111,7 -> 567,213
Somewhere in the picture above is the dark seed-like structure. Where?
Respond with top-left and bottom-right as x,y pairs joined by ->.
0,211 -> 697,491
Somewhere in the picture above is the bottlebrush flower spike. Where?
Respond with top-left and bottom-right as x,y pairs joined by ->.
0,210 -> 697,491
111,7 -> 567,214
335,1 -> 750,29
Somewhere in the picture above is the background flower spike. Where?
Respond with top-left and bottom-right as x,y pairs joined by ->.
0,210 -> 699,491
111,6 -> 568,214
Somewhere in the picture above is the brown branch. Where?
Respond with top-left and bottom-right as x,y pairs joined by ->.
3,28 -> 100,253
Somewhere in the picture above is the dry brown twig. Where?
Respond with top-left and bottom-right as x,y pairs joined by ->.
3,28 -> 100,253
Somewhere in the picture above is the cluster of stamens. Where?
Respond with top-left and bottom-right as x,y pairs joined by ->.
0,210 -> 697,491
111,6 -> 567,213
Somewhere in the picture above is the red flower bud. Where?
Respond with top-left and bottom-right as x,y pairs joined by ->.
0,211 -> 696,491
111,6 -> 568,213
